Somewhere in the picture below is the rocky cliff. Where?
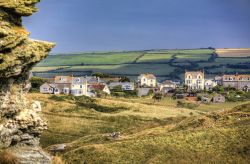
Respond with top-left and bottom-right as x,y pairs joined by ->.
0,0 -> 55,163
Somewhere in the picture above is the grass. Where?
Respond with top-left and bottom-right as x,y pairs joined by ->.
32,49 -> 250,81
25,93 -> 250,163
37,52 -> 142,66
175,53 -> 212,62
137,53 -> 173,63
63,63 -> 176,76
216,48 -> 250,57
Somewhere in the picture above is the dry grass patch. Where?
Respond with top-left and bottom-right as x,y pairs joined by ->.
0,150 -> 19,164
216,48 -> 250,57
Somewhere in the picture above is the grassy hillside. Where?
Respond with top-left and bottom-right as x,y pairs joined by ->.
32,49 -> 250,81
27,93 -> 250,163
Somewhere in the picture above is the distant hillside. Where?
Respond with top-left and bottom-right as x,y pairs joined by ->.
32,49 -> 250,81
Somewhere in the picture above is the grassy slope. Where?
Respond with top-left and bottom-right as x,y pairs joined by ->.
27,93 -> 250,164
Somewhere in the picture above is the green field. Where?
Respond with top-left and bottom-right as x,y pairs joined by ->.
63,64 -> 175,76
33,49 -> 250,80
137,53 -> 173,63
37,52 -> 143,66
27,93 -> 250,163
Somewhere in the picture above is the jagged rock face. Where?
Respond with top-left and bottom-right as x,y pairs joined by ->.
0,0 -> 54,161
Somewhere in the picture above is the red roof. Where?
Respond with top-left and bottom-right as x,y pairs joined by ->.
90,84 -> 106,90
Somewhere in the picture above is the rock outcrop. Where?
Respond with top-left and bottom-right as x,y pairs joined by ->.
0,0 -> 54,163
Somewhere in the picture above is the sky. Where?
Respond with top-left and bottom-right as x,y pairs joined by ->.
23,0 -> 250,53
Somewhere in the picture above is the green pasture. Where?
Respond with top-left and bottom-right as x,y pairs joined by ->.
37,52 -> 142,66
64,64 -> 175,76
137,53 -> 173,63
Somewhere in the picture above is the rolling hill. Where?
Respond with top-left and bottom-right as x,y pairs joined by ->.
32,49 -> 250,81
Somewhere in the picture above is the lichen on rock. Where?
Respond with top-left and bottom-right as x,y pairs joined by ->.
0,0 -> 55,163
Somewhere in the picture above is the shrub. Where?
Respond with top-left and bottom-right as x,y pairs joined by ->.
153,93 -> 163,102
29,76 -> 47,92
177,101 -> 199,109
0,150 -> 19,164
74,96 -> 127,113
49,95 -> 65,101
91,72 -> 111,78
119,76 -> 130,82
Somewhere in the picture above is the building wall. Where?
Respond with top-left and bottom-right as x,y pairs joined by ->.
140,77 -> 156,87
71,82 -> 88,96
40,84 -> 53,94
185,72 -> 205,90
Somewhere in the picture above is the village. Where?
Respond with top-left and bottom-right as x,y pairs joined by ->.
38,70 -> 250,104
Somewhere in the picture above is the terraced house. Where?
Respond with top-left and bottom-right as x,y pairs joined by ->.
185,70 -> 205,91
222,74 -> 250,91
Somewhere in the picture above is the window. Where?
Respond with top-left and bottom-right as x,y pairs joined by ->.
80,85 -> 82,88
60,77 -> 65,81
43,88 -> 48,91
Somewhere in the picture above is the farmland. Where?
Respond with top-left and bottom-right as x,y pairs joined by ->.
33,48 -> 250,81
216,48 -> 250,57
26,93 -> 250,163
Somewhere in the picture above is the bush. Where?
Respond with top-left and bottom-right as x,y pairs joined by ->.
29,76 -> 47,92
177,101 -> 199,109
111,89 -> 137,98
119,76 -> 130,82
91,72 -> 111,78
153,93 -> 163,102
226,91 -> 250,102
49,95 -> 65,101
73,96 -> 127,113
0,150 -> 19,164
212,86 -> 224,93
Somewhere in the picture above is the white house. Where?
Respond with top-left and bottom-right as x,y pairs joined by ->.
138,74 -> 157,87
204,79 -> 217,90
159,80 -> 176,93
71,77 -> 88,96
88,83 -> 111,95
108,82 -> 135,91
185,70 -> 205,90
40,82 -> 55,94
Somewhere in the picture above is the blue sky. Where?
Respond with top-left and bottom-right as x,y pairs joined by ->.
23,0 -> 250,53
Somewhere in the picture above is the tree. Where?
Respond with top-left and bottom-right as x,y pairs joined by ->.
91,72 -> 111,78
119,76 -> 130,82
29,76 -> 47,92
